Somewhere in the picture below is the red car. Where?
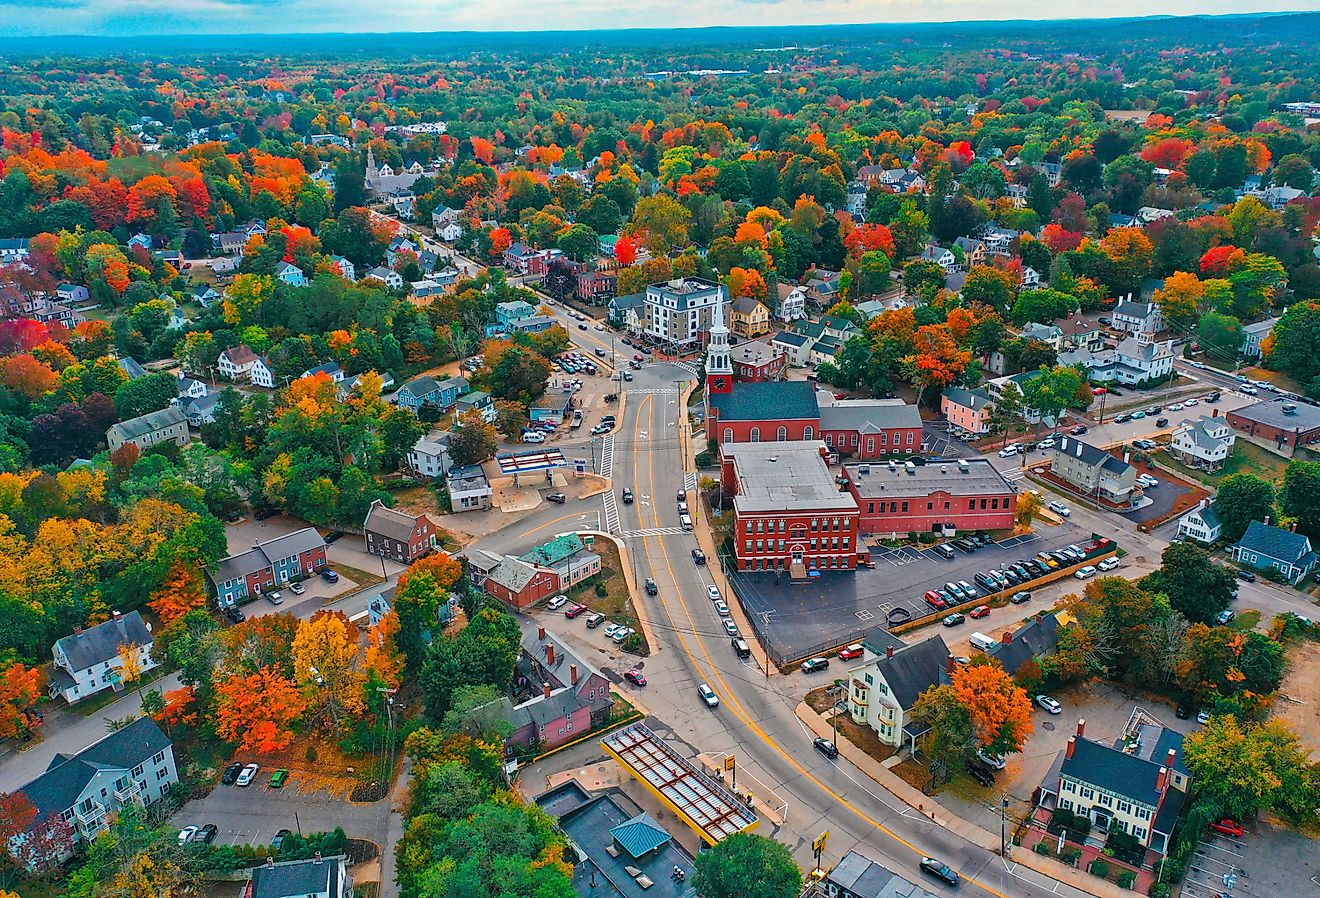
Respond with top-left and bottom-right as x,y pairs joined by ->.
969,605 -> 991,619
838,644 -> 865,661
623,669 -> 647,687
564,603 -> 588,619
1210,818 -> 1244,837
924,590 -> 948,610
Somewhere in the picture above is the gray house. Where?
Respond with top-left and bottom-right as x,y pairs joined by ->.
249,855 -> 352,898
394,375 -> 467,414
106,406 -> 190,453
13,717 -> 177,860
1050,436 -> 1137,504
1232,521 -> 1317,584
50,610 -> 157,704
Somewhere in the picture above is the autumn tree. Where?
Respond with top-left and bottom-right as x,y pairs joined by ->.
950,661 -> 1034,755
902,324 -> 971,404
365,610 -> 405,691
1153,271 -> 1205,326
1183,715 -> 1316,822
627,193 -> 691,254
448,410 -> 498,466
292,610 -> 365,726
912,684 -> 976,787
394,553 -> 464,670
0,661 -> 43,738
1015,489 -> 1043,528
214,666 -> 306,753
147,563 -> 208,625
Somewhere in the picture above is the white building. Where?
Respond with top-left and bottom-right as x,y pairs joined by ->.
1111,298 -> 1164,336
446,464 -> 493,511
643,278 -> 727,350
408,431 -> 453,478
776,285 -> 807,323
847,635 -> 951,752
1169,414 -> 1236,470
250,355 -> 277,389
50,610 -> 157,704
1177,501 -> 1223,544
218,345 -> 260,380
330,255 -> 356,281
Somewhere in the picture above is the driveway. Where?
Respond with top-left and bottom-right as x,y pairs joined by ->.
174,766 -> 391,849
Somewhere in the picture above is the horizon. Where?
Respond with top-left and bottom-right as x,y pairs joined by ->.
0,3 -> 1310,39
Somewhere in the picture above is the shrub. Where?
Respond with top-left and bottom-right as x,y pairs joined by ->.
594,582 -> 607,597
305,743 -> 318,763
918,531 -> 937,544
1062,847 -> 1083,867
695,450 -> 714,467
1034,841 -> 1051,856
907,530 -> 919,543
1148,883 -> 1171,898
1118,871 -> 1137,889
1089,859 -> 1111,879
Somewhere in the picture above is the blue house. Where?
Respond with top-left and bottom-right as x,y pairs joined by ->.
1232,521 -> 1317,584
496,300 -> 537,327
395,375 -> 468,413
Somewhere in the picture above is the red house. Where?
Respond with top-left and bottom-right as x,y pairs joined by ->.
510,624 -> 614,750
483,557 -> 559,609
720,440 -> 862,574
845,458 -> 1018,535
730,339 -> 788,382
363,500 -> 439,564
818,398 -> 924,460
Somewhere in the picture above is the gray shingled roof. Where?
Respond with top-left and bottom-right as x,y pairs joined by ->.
818,399 -> 922,433
209,527 -> 325,584
19,717 -> 169,818
251,856 -> 343,898
363,501 -> 421,543
873,635 -> 950,709
1236,520 -> 1313,564
488,557 -> 542,592
709,380 -> 819,421
55,611 -> 152,671
1060,737 -> 1168,807
942,386 -> 993,411
827,850 -> 942,898
1054,436 -> 1134,477
987,613 -> 1061,675
107,406 -> 187,442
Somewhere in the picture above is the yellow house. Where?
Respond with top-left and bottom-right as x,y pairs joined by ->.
729,296 -> 771,338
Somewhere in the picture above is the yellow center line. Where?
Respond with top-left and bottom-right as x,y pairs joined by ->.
631,393 -> 1012,898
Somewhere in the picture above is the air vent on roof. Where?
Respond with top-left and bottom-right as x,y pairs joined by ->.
1282,403 -> 1298,416
958,459 -> 970,474
859,464 -> 870,474
888,460 -> 897,471
767,456 -> 779,463
904,461 -> 916,475
941,465 -> 947,474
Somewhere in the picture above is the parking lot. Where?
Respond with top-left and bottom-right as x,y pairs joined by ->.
730,521 -> 1093,661
1180,821 -> 1319,898
173,766 -> 390,849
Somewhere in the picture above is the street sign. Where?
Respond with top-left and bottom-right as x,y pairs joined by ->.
812,831 -> 828,854
724,754 -> 736,771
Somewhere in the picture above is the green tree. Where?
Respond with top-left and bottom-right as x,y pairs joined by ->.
439,683 -> 513,739
112,372 -> 179,420
1214,474 -> 1276,542
692,832 -> 802,898
1183,716 -> 1315,822
1139,542 -> 1237,624
1197,311 -> 1244,362
1281,460 -> 1320,541
1020,365 -> 1083,431
555,223 -> 599,261
448,410 -> 498,466
1267,301 -> 1320,395
420,607 -> 521,721
987,381 -> 1024,447
912,684 -> 976,787
961,266 -> 1017,312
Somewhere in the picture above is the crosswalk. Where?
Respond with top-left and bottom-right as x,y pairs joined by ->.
599,435 -> 614,478
627,388 -> 681,396
602,491 -> 621,534
1003,468 -> 1026,482
672,361 -> 700,379
621,526 -> 686,539
683,472 -> 698,493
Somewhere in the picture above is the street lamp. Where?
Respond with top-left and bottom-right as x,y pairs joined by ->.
832,699 -> 848,746
1000,795 -> 1011,856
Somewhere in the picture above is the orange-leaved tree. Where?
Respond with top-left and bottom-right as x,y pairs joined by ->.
148,563 -> 209,625
950,661 -> 1035,755
214,666 -> 306,753
0,662 -> 43,739
292,611 -> 365,722
365,610 -> 405,691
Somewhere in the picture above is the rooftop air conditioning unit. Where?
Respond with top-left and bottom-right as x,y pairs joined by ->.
859,464 -> 870,475
958,459 -> 970,474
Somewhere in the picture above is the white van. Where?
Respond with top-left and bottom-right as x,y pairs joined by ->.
969,632 -> 998,652
680,514 -> 693,531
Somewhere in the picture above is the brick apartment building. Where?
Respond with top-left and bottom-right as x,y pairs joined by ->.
1226,397 -> 1320,454
719,440 -> 861,574
844,457 -> 1018,535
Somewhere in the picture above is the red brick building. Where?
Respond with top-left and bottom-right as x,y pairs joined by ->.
363,500 -> 439,564
819,397 -> 924,460
844,458 -> 1018,535
1226,397 -> 1320,454
730,339 -> 788,382
720,440 -> 862,574
483,557 -> 559,609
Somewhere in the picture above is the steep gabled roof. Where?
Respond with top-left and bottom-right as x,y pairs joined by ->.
1236,520 -> 1313,564
19,718 -> 169,818
54,611 -> 152,671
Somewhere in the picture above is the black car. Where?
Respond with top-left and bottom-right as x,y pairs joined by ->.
194,823 -> 219,845
920,857 -> 960,887
644,578 -> 658,596
813,737 -> 839,759
320,569 -> 339,583
967,761 -> 996,787
224,606 -> 245,623
272,829 -> 292,851
324,531 -> 344,544
621,487 -> 634,504
222,762 -> 243,785
691,548 -> 707,565
1156,417 -> 1169,427
1237,570 -> 1257,582
800,657 -> 830,674
1114,413 -> 1132,424
1009,590 -> 1032,605
1206,391 -> 1221,403
1175,705 -> 1190,720
546,492 -> 567,504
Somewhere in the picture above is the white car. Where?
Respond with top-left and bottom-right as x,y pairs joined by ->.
235,763 -> 259,787
1073,565 -> 1097,580
523,431 -> 547,443
611,627 -> 636,644
603,623 -> 622,638
722,619 -> 739,637
698,683 -> 720,707
976,749 -> 1007,770
1169,403 -> 1184,411
1038,438 -> 1057,450
706,585 -> 721,602
547,594 -> 569,611
178,826 -> 199,845
1097,557 -> 1121,571
714,600 -> 730,616
1185,398 -> 1199,406
266,591 -> 283,605
1036,695 -> 1062,714
1048,501 -> 1071,517
998,445 -> 1019,458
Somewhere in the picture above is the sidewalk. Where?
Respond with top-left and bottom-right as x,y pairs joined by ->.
795,703 -> 1141,898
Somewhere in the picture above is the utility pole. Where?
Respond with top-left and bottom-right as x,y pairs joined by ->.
1000,795 -> 1011,856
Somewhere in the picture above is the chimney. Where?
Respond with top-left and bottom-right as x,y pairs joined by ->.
537,625 -> 546,641
570,664 -> 579,685
1166,748 -> 1176,771
1076,718 -> 1086,739
1156,766 -> 1169,792
886,644 -> 895,660
74,626 -> 83,636
1265,515 -> 1271,527
1292,522 -> 1299,532
1213,407 -> 1220,418
1065,736 -> 1076,760
1001,630 -> 1014,645
112,610 -> 122,622
546,644 -> 555,666
267,856 -> 275,868
945,654 -> 955,674
543,682 -> 552,699
1075,441 -> 1083,458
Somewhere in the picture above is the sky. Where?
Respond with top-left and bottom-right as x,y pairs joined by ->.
0,0 -> 1309,36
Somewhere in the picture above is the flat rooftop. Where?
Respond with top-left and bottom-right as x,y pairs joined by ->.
845,458 -> 1015,499
601,723 -> 757,845
722,440 -> 858,514
1229,397 -> 1320,431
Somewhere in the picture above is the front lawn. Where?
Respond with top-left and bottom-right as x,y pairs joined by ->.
566,537 -> 637,629
1158,440 -> 1289,488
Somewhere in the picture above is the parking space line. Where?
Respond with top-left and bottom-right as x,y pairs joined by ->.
856,609 -> 874,621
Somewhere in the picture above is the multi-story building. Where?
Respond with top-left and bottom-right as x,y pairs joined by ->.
818,397 -> 924,460
394,374 -> 467,414
730,339 -> 788,382
363,500 -> 439,564
729,296 -> 771,338
643,278 -> 726,350
408,431 -> 452,478
49,611 -> 157,704
483,556 -> 559,609
511,623 -> 613,750
519,534 -> 601,589
1037,719 -> 1189,855
12,718 -> 177,861
1111,298 -> 1163,336
845,458 -> 1017,536
248,855 -> 352,898
207,528 -> 328,606
1239,317 -> 1277,358
847,635 -> 951,751
105,406 -> 190,453
218,344 -> 260,380
1049,436 -> 1137,504
1232,520 -> 1317,584
1227,397 -> 1320,455
1169,413 -> 1236,470
941,386 -> 995,434
446,463 -> 493,511
1177,501 -> 1222,544
719,440 -> 860,574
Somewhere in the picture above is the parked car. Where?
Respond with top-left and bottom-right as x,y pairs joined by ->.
523,430 -> 547,443
548,594 -> 570,611
546,492 -> 567,504
235,763 -> 259,786
611,627 -> 636,644
691,548 -> 706,565
919,858 -> 960,887
269,769 -> 288,789
1074,565 -> 1097,580
288,582 -> 305,596
1069,424 -> 1089,435
1210,818 -> 1245,838
942,613 -> 965,627
1156,417 -> 1169,427
1010,591 -> 1032,605
1197,710 -> 1212,725
800,657 -> 830,674
1237,570 -> 1257,582
934,543 -> 956,559
706,585 -> 721,601
969,605 -> 991,619
177,826 -> 199,845
225,606 -> 245,623
272,829 -> 292,851
698,683 -> 719,707
1048,501 -> 1071,517
813,737 -> 839,759
565,603 -> 588,619
320,569 -> 339,583
585,613 -> 606,628
722,619 -> 739,637
976,749 -> 1007,770
1215,609 -> 1236,626
623,669 -> 647,687
603,623 -> 623,638
967,762 -> 996,787
957,580 -> 978,598
838,643 -> 865,661
222,762 -> 242,785
924,590 -> 949,610
998,445 -> 1019,458
952,538 -> 977,553
1097,557 -> 1120,572
714,600 -> 730,616
1035,695 -> 1062,714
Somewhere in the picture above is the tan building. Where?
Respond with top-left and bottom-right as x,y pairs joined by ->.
847,633 -> 950,752
106,406 -> 190,453
729,296 -> 771,338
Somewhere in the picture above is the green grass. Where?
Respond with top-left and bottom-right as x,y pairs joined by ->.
1157,441 -> 1289,488
69,667 -> 174,717
567,538 -> 637,628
